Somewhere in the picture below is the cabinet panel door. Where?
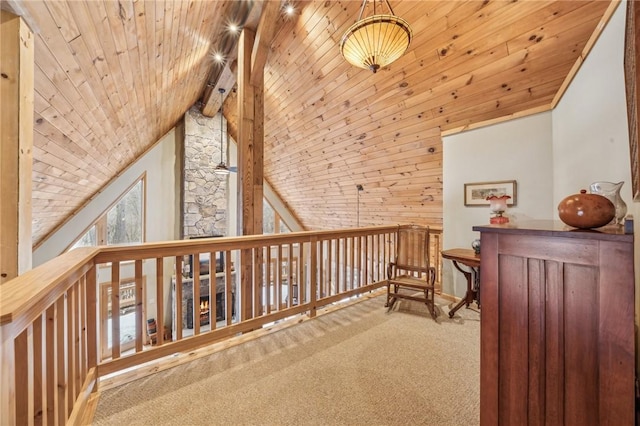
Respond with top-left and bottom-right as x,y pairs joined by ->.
481,233 -> 634,426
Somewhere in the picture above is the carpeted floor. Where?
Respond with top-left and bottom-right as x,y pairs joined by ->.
93,295 -> 480,425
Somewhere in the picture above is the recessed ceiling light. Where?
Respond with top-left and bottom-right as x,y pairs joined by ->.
229,23 -> 239,33
284,4 -> 295,15
213,52 -> 224,63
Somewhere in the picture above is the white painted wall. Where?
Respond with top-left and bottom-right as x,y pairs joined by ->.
552,2 -> 633,209
442,113 -> 554,296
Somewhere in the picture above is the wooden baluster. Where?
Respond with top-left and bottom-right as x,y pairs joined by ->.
309,238 -> 317,317
45,305 -> 55,425
68,283 -> 77,408
375,233 -> 379,282
265,247 -> 272,315
287,243 -> 293,307
335,238 -> 341,294
110,262 -> 121,359
225,251 -> 233,326
174,257 -> 183,339
86,265 -> 97,374
342,238 -> 347,292
277,245 -> 283,311
156,258 -> 164,345
363,236 -> 369,284
209,253 -> 216,331
299,243 -> 306,304
193,254 -> 200,337
326,239 -> 331,296
356,236 -> 362,288
15,328 -> 28,424
346,237 -> 355,290
135,260 -> 144,349
78,277 -> 87,381
73,284 -> 80,406
33,314 -> 44,426
252,248 -> 260,317
56,296 -> 66,425
369,235 -> 375,284
318,241 -> 325,299
208,251 -> 215,329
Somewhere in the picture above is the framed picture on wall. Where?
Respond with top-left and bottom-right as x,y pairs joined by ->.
464,180 -> 517,207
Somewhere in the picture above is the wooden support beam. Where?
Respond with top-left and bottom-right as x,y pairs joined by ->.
238,28 -> 258,235
200,1 -> 264,117
1,10 -> 34,284
201,62 -> 237,118
250,0 -> 282,86
238,28 -> 257,320
253,78 -> 265,235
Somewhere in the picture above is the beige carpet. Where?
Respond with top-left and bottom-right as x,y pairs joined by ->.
93,295 -> 480,425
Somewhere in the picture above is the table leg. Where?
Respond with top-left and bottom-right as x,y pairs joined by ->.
448,261 -> 478,318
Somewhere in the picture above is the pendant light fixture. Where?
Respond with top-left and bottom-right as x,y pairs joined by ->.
340,0 -> 412,73
214,88 -> 230,176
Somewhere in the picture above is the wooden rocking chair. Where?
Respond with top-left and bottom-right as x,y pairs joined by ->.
385,225 -> 437,319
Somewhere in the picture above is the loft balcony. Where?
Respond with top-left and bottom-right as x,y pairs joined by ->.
0,225 -> 444,425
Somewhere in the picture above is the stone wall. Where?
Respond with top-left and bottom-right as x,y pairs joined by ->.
183,106 -> 227,237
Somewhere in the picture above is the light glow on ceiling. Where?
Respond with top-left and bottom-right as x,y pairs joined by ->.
284,4 -> 295,15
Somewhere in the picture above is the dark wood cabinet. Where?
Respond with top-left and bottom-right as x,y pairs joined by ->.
473,221 -> 635,425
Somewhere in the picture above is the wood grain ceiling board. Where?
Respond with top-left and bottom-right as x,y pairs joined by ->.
0,0 -> 615,247
260,0 -> 612,231
4,0 -> 235,246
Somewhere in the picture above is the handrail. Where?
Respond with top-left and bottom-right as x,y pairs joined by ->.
0,225 -> 442,425
0,247 -> 98,326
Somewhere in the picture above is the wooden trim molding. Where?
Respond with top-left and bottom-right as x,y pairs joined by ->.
625,0 -> 640,201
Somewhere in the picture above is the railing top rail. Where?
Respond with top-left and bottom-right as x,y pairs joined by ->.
93,225 -> 415,263
0,247 -> 98,326
1,225 -> 443,328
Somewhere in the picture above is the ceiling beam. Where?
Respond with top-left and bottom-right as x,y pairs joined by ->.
250,0 -> 282,86
201,61 -> 237,117
200,1 -> 266,117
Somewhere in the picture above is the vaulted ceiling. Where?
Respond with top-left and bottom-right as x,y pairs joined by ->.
1,0 -> 617,247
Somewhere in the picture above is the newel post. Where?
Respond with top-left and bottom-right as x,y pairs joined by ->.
0,10 -> 34,283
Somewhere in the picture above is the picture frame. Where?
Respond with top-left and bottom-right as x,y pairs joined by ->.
624,0 -> 640,201
464,180 -> 517,207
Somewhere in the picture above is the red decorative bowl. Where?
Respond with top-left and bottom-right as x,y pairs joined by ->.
557,190 -> 615,229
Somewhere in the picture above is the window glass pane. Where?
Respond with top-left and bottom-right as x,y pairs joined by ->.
71,226 -> 97,249
280,220 -> 291,233
263,200 -> 275,234
107,180 -> 143,245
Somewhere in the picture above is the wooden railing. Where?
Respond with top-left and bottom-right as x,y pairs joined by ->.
0,225 -> 442,425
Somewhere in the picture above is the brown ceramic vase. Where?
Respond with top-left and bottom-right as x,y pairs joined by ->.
557,190 -> 615,229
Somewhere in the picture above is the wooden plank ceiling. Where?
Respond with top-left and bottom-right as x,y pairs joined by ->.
1,0 -> 615,246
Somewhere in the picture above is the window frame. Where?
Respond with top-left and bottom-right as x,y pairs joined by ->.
66,173 -> 147,251
263,199 -> 292,234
